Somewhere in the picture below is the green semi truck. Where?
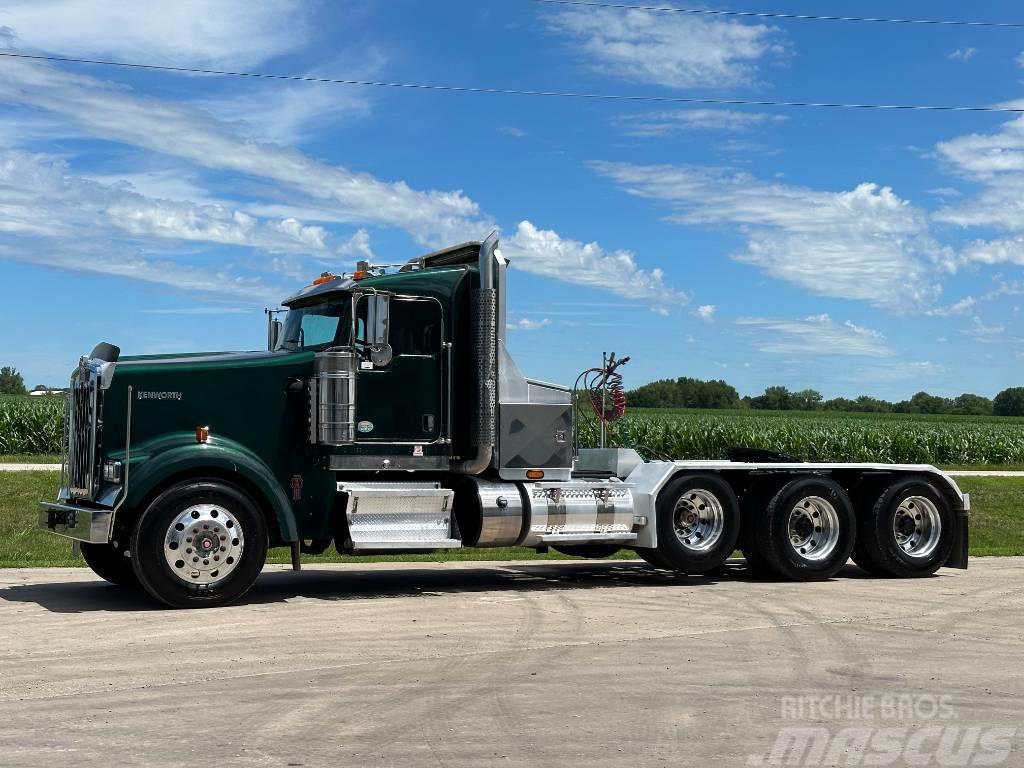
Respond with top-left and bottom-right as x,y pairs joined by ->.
40,233 -> 969,608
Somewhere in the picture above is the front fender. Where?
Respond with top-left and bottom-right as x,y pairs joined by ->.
119,432 -> 299,542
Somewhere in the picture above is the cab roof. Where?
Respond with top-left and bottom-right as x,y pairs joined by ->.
282,240 -> 483,307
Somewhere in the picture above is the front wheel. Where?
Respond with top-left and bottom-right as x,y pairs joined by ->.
80,542 -> 138,586
131,480 -> 268,608
655,474 -> 740,574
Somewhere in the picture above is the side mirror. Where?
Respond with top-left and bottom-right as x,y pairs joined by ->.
366,294 -> 390,346
365,294 -> 392,365
268,319 -> 283,351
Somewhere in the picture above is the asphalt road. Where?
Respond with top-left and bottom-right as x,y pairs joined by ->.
1,559 -> 1021,767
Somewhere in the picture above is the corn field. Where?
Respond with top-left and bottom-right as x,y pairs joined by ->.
3,394 -> 1024,465
577,410 -> 1024,466
0,396 -> 65,455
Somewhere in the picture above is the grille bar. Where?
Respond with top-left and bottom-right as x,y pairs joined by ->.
66,363 -> 100,500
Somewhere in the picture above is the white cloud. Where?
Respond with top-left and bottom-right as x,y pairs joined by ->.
932,115 -> 1024,277
0,58 -> 492,248
695,304 -> 717,322
547,8 -> 785,89
591,161 -> 948,309
616,109 -> 786,138
0,151 -> 330,253
0,59 -> 687,309
963,316 -> 1006,339
196,50 -> 384,146
503,220 -> 691,313
948,48 -> 977,62
926,296 -> 977,317
508,317 -> 551,331
0,240 -> 282,302
1018,51 -> 1024,68
961,236 -> 1024,266
736,315 -> 894,357
0,0 -> 310,67
850,360 -> 945,384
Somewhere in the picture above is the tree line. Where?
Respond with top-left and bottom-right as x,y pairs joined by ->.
627,377 -> 1024,417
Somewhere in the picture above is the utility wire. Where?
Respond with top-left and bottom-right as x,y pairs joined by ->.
534,0 -> 1024,29
2,50 -> 1023,115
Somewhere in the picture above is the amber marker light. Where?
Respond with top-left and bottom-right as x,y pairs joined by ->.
312,272 -> 336,285
526,469 -> 545,480
195,426 -> 210,443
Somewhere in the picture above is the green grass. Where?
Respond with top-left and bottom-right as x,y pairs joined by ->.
0,454 -> 62,464
3,471 -> 1021,567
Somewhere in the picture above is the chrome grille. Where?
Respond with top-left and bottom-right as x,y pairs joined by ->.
66,362 -> 100,500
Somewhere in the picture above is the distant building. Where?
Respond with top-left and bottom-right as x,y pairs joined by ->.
29,386 -> 67,396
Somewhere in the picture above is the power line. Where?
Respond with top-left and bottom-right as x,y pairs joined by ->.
1,50 -> 1022,115
534,0 -> 1024,28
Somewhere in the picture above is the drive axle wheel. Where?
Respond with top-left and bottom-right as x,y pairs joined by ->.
757,477 -> 856,581
655,474 -> 740,574
131,480 -> 267,608
80,541 -> 138,586
857,479 -> 953,578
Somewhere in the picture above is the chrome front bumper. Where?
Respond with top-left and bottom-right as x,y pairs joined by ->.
39,501 -> 112,544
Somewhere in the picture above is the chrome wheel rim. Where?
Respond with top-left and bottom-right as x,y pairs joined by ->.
672,489 -> 725,552
893,495 -> 942,558
787,496 -> 840,562
163,503 -> 244,587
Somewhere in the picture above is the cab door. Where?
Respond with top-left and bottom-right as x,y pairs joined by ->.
354,296 -> 444,444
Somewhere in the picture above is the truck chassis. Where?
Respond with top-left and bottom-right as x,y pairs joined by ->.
39,234 -> 969,608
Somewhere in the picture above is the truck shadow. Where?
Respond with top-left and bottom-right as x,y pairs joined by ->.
0,560 -> 909,614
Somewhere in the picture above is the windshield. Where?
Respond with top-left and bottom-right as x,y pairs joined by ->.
276,298 -> 352,351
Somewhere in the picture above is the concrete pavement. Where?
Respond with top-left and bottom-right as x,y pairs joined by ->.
0,558 -> 1021,766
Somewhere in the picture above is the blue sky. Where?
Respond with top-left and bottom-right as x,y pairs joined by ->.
1,0 -> 1024,399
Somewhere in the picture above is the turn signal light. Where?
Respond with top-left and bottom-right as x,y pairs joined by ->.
526,469 -> 545,480
196,426 -> 210,443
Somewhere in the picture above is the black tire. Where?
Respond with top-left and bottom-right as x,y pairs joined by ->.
655,474 -> 740,575
131,480 -> 268,608
80,542 -> 138,586
738,480 -> 781,577
857,478 -> 954,578
757,477 -> 856,581
634,547 -> 675,570
551,545 -> 621,559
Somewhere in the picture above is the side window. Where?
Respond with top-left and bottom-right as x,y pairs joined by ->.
390,300 -> 441,357
301,314 -> 341,348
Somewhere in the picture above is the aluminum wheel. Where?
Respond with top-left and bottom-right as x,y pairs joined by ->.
787,496 -> 840,562
162,503 -> 244,587
893,495 -> 942,558
672,489 -> 725,552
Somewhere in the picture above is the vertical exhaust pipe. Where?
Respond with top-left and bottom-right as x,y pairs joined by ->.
451,231 -> 499,474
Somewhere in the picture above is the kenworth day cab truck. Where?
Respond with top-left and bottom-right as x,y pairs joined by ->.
40,233 -> 969,608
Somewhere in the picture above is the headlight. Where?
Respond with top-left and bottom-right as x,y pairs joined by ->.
102,461 -> 123,484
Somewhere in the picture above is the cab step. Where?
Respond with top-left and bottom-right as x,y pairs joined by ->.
337,481 -> 460,552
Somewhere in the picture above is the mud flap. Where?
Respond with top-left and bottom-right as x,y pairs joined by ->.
945,508 -> 969,570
